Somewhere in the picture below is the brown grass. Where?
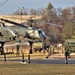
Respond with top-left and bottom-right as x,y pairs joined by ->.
0,62 -> 75,75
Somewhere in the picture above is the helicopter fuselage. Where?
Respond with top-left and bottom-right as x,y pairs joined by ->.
9,26 -> 46,40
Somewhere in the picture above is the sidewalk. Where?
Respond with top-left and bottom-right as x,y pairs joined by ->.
47,53 -> 75,59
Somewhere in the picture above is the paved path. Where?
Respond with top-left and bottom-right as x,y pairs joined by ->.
1,59 -> 75,64
0,53 -> 75,64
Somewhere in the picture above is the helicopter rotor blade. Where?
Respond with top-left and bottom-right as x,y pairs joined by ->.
0,18 -> 28,28
45,22 -> 63,27
34,20 -> 63,28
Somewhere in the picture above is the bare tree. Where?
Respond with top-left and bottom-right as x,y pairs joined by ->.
13,7 -> 28,15
30,8 -> 37,15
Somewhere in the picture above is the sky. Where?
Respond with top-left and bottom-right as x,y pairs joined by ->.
0,0 -> 75,14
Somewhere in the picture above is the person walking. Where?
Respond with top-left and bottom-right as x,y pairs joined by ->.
46,44 -> 54,58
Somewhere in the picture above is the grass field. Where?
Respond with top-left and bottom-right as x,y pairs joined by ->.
0,54 -> 48,60
0,62 -> 75,75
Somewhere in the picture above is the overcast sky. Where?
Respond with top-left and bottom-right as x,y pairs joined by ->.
0,0 -> 75,14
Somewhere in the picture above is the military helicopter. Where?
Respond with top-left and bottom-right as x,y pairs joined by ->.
0,17 -> 62,54
0,18 -> 47,54
0,18 -> 46,40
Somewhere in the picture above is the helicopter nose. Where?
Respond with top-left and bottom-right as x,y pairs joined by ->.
38,30 -> 46,39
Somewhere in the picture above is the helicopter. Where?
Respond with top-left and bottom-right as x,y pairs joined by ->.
0,15 -> 62,40
0,18 -> 47,54
0,18 -> 46,40
0,16 -> 62,55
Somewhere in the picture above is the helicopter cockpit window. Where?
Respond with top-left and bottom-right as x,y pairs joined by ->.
39,30 -> 45,35
38,30 -> 46,38
38,30 -> 42,34
38,30 -> 44,35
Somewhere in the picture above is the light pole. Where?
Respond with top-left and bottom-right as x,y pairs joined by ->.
19,7 -> 24,24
